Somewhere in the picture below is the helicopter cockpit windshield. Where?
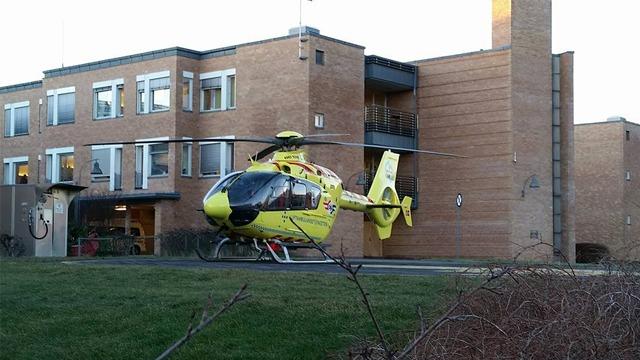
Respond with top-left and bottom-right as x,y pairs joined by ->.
203,171 -> 323,226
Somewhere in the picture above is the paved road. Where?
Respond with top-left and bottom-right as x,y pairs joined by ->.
63,257 -> 609,277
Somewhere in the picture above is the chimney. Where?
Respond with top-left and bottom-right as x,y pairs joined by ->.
492,0 -> 512,48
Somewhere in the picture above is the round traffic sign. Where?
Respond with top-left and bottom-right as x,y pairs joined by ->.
456,193 -> 463,207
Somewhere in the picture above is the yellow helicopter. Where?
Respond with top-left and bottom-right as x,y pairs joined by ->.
90,131 -> 461,263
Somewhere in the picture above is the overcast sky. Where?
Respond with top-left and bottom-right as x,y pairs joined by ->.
1,0 -> 637,124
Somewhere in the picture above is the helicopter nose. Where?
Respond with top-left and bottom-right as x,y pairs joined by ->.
203,192 -> 232,221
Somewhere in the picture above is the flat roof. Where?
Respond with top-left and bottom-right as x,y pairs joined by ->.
41,31 -> 364,80
0,80 -> 42,94
575,119 -> 640,127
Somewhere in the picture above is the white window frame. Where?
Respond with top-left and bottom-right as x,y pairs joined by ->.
135,136 -> 169,189
46,87 -> 75,125
45,146 -> 74,183
182,71 -> 193,111
314,113 -> 325,129
4,101 -> 29,137
91,144 -> 123,191
199,68 -> 236,112
199,136 -> 234,177
181,137 -> 192,177
93,79 -> 124,120
627,215 -> 632,226
625,170 -> 631,181
135,71 -> 170,114
3,156 -> 28,185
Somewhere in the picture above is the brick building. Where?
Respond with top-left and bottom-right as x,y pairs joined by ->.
575,118 -> 639,261
1,0 -> 575,260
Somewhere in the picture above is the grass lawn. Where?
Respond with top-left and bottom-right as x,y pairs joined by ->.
0,259 -> 452,359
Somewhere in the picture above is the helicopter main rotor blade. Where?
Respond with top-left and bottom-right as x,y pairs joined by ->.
251,144 -> 283,161
300,139 -> 467,158
85,136 -> 278,147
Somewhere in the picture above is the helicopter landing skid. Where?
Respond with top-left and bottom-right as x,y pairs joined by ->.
195,237 -> 335,264
195,237 -> 271,262
262,239 -> 336,264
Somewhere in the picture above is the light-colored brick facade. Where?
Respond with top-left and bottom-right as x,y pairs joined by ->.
575,119 -> 640,260
1,0 -> 576,261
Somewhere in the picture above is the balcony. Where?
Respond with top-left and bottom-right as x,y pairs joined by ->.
365,55 -> 416,92
364,173 -> 418,209
364,105 -> 417,150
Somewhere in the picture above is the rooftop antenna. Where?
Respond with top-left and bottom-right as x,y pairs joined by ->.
61,20 -> 65,68
298,0 -> 312,60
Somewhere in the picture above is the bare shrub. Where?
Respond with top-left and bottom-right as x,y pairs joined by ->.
0,234 -> 25,257
347,263 -> 640,360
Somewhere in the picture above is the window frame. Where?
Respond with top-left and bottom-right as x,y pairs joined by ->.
315,49 -> 325,65
314,113 -> 325,129
199,136 -> 235,178
199,68 -> 236,112
148,143 -> 169,177
91,144 -> 123,191
46,87 -> 75,126
181,137 -> 192,177
93,78 -> 124,120
4,101 -> 29,137
626,170 -> 631,181
182,71 -> 193,112
45,147 -> 74,184
3,156 -> 29,185
135,71 -> 170,114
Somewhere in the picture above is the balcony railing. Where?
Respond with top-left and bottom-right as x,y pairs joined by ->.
365,105 -> 417,138
365,55 -> 416,92
364,172 -> 418,209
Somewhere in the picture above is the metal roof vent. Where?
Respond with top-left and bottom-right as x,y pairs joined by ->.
607,116 -> 626,122
288,26 -> 320,36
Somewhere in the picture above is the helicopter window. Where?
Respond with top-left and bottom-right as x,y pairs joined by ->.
290,182 -> 307,210
307,185 -> 321,209
265,186 -> 290,210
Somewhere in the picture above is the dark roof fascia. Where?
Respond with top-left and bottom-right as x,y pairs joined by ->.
0,80 -> 43,94
412,45 -> 512,64
575,120 -> 640,127
76,192 -> 181,202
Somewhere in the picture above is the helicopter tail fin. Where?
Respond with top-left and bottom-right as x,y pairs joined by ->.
366,151 -> 402,240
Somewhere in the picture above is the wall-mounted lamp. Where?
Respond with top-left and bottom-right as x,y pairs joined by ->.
114,205 -> 127,211
521,174 -> 540,198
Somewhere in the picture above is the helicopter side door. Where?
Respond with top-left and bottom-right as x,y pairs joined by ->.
286,178 -> 332,241
261,177 -> 331,241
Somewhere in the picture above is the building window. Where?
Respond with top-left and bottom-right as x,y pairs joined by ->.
201,77 -> 221,111
47,87 -> 75,125
150,78 -> 170,112
4,101 -> 29,137
136,81 -> 145,114
91,145 -> 123,191
227,75 -> 236,109
627,130 -> 631,141
626,170 -> 631,181
200,140 -> 234,177
134,137 -> 169,190
93,79 -> 124,120
182,142 -> 192,177
3,156 -> 29,184
149,144 -> 169,176
200,69 -> 236,112
627,216 -> 632,226
182,71 -> 193,111
45,147 -> 74,183
135,71 -> 170,114
315,50 -> 325,65
314,113 -> 325,129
